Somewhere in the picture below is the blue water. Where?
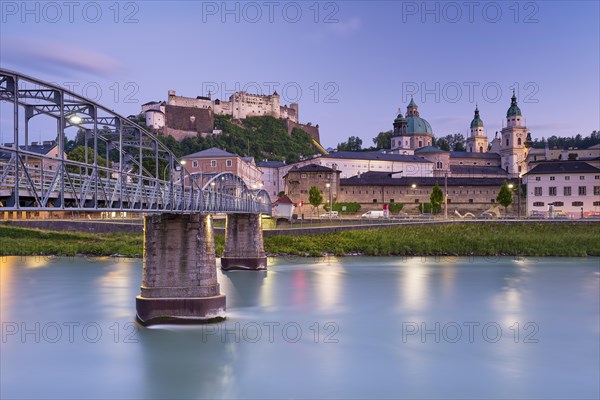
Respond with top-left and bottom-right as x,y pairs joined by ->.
1,255 -> 599,399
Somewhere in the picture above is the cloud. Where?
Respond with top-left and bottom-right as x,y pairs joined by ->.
0,37 -> 123,77
329,17 -> 361,36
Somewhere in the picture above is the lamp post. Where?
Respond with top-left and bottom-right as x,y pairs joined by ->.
508,183 -> 514,217
326,182 -> 332,219
517,173 -> 522,219
411,183 -> 417,214
444,172 -> 448,220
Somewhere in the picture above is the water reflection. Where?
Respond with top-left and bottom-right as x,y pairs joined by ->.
1,256 -> 598,399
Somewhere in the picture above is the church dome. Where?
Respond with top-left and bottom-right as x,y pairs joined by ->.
506,91 -> 522,117
406,116 -> 433,135
404,98 -> 433,135
470,106 -> 484,128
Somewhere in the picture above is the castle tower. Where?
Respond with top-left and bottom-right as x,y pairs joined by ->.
466,105 -> 488,153
500,91 -> 528,175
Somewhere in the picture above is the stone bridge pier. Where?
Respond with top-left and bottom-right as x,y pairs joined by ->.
221,213 -> 267,271
136,213 -> 226,325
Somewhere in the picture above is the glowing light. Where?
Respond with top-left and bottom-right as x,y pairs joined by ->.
68,114 -> 82,124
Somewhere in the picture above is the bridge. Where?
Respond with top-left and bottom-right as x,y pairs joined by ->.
0,69 -> 272,324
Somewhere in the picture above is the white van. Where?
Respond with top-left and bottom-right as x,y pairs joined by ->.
361,210 -> 385,219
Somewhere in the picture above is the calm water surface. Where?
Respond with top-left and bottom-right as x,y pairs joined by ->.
1,256 -> 599,399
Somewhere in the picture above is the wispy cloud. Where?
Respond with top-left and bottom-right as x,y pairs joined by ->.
0,38 -> 123,77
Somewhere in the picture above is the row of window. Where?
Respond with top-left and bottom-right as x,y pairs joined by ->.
190,159 -> 233,168
533,201 -> 600,207
536,175 -> 600,181
534,186 -> 600,196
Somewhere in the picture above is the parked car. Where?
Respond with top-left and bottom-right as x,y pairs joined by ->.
397,212 -> 410,219
320,211 -> 339,218
361,210 -> 385,219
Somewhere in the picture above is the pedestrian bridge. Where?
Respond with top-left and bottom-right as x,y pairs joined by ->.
0,68 -> 271,325
0,68 -> 271,214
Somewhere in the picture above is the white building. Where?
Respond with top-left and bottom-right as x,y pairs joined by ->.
524,160 -> 600,218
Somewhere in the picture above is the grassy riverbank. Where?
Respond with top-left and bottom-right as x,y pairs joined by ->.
1,223 -> 599,258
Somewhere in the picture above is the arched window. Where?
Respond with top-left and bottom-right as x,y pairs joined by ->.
506,138 -> 509,146
479,146 -> 483,153
518,138 -> 522,145
419,140 -> 423,148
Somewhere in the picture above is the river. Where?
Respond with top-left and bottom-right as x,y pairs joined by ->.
1,255 -> 599,399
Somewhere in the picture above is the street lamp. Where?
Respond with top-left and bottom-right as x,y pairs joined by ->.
444,172 -> 448,220
326,182 -> 332,218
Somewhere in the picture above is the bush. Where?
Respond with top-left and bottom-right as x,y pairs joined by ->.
418,203 -> 432,213
388,203 -> 404,213
326,202 -> 361,213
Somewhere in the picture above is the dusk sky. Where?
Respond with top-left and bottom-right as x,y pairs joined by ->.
1,1 -> 598,148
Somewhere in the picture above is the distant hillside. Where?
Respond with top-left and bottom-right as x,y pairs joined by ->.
152,115 -> 323,163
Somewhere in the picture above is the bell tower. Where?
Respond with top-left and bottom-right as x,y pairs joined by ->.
500,91 -> 528,175
466,105 -> 488,153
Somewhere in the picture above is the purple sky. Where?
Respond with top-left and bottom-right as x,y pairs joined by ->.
1,1 -> 598,148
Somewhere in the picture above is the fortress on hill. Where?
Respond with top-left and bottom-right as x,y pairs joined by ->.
141,90 -> 320,143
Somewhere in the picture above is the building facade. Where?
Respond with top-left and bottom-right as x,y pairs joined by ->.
524,161 -> 600,218
181,147 -> 263,188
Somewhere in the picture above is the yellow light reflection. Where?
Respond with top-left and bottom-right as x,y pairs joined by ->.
315,262 -> 344,311
400,259 -> 429,311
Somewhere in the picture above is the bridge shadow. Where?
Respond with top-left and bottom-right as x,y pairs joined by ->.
218,267 -> 267,309
136,323 -> 238,399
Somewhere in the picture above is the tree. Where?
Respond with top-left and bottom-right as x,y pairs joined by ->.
429,182 -> 444,214
443,133 -> 466,151
337,136 -> 363,152
497,181 -> 513,215
372,130 -> 393,149
67,146 -> 108,177
308,186 -> 323,214
436,138 -> 450,151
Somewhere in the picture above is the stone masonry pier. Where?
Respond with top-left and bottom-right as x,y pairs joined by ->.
136,213 -> 225,325
221,213 -> 267,271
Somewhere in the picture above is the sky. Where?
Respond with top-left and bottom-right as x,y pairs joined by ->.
1,0 -> 599,149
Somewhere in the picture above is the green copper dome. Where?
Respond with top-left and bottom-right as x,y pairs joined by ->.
470,106 -> 484,128
394,113 -> 406,123
506,91 -> 522,117
406,116 -> 433,135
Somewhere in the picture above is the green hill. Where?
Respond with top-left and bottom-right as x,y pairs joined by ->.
157,115 -> 322,163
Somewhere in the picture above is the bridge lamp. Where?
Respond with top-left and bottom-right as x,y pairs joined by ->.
68,114 -> 82,124
508,184 -> 514,189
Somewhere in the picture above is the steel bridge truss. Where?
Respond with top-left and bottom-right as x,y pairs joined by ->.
0,69 -> 271,214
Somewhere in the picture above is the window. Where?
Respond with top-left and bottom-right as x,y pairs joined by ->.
506,139 -> 509,146
564,187 -> 572,196
553,201 -> 564,207
594,186 -> 600,195
414,199 -> 419,203
210,160 -> 217,167
301,174 -> 307,179
469,199 -> 474,203
578,186 -> 586,195
518,138 -> 522,145
549,187 -> 557,196
550,176 -> 555,181
447,199 -> 452,204
533,202 -> 544,207
594,201 -> 600,206
572,201 -> 583,207
226,159 -> 232,167
491,199 -> 495,203
192,160 -> 198,168
535,177 -> 541,181
390,199 -> 395,203
596,175 -> 600,180
565,176 -> 570,181
372,199 -> 378,203
534,187 -> 542,196
580,176 -> 585,180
